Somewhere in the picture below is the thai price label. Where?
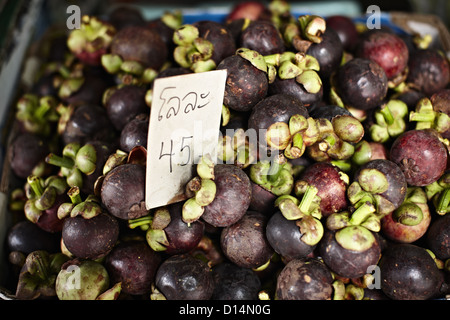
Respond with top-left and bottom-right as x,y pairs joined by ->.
145,70 -> 227,209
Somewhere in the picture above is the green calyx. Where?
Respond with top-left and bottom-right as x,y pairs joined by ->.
181,155 -> 217,224
57,186 -> 102,219
298,15 -> 326,44
409,97 -> 450,134
15,94 -> 59,136
46,142 -> 98,189
335,225 -> 376,252
391,187 -> 427,225
237,48 -> 268,73
67,15 -> 116,55
275,190 -> 323,246
425,172 -> 450,215
129,207 -> 171,251
306,116 -> 360,161
265,114 -> 319,160
15,250 -> 69,300
370,100 -> 408,143
173,24 -> 216,73
101,53 -> 158,84
264,51 -> 322,92
24,175 -> 68,224
332,280 -> 365,300
347,179 -> 395,217
249,157 -> 294,196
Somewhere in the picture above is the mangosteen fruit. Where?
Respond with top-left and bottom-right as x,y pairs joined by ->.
390,129 -> 448,186
275,257 -> 334,300
154,254 -> 214,300
105,240 -> 161,296
379,243 -> 445,300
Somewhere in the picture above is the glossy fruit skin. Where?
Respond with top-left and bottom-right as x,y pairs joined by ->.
299,162 -> 348,217
155,254 -> 214,300
105,85 -> 148,131
110,25 -> 168,70
240,20 -> 285,56
211,262 -> 261,300
354,159 -> 408,212
8,133 -> 49,180
249,182 -> 277,215
406,49 -> 450,96
7,220 -> 60,254
62,212 -> 119,260
201,164 -> 252,227
266,211 -> 316,262
62,104 -> 114,145
355,31 -> 409,81
426,214 -> 450,260
306,28 -> 343,79
390,129 -> 447,186
326,15 -> 358,52
105,240 -> 161,296
275,258 -> 333,300
119,114 -> 149,153
333,58 -> 388,111
194,20 -> 236,65
268,77 -> 323,108
220,211 -> 274,269
217,55 -> 268,112
248,93 -> 308,151
379,243 -> 445,300
36,193 -> 68,233
381,201 -> 431,244
318,229 -> 381,279
100,164 -> 147,220
164,202 -> 205,255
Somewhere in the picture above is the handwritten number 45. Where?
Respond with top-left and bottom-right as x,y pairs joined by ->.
159,137 -> 194,173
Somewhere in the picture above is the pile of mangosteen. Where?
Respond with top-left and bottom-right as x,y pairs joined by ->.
2,0 -> 450,301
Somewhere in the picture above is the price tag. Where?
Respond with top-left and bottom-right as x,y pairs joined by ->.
145,70 -> 227,210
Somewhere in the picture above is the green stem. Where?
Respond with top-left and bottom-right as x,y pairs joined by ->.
27,176 -> 44,197
379,105 -> 395,125
409,111 -> 435,122
299,185 -> 318,214
67,186 -> 82,205
437,188 -> 450,215
129,215 -> 154,230
349,201 -> 376,225
45,153 -> 75,169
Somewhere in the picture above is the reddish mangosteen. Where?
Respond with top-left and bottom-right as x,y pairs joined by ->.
355,30 -> 409,87
226,1 -> 271,22
295,162 -> 348,218
381,187 -> 431,243
390,129 -> 448,186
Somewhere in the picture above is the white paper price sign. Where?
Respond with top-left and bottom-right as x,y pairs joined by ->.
145,70 -> 227,210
